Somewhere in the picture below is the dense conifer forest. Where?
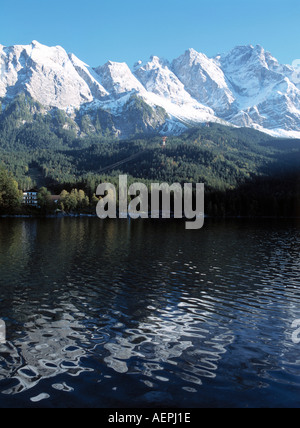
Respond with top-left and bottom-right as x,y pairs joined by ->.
0,94 -> 300,217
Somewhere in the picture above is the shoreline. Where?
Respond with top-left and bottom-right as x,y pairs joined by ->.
1,213 -> 300,220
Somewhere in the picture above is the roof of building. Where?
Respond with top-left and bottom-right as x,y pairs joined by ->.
47,195 -> 62,201
23,189 -> 39,193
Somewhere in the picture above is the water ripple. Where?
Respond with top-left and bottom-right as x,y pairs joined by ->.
0,218 -> 299,407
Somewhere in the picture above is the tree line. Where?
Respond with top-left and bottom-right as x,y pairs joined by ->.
1,163 -> 300,218
1,94 -> 300,218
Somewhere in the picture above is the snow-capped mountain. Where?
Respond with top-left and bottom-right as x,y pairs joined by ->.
172,48 -> 235,117
219,45 -> 300,135
0,41 -> 100,110
95,61 -> 145,98
1,40 -> 300,138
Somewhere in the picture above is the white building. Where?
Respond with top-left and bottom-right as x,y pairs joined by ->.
23,189 -> 38,206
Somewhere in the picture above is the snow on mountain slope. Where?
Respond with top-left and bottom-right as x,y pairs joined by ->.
219,45 -> 300,133
91,56 -> 217,126
220,45 -> 285,103
134,55 -> 195,103
0,41 -> 96,110
0,40 -> 300,138
172,48 -> 235,116
133,55 -> 217,123
94,61 -> 146,98
68,53 -> 109,100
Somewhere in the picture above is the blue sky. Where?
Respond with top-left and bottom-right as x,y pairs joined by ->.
1,0 -> 299,67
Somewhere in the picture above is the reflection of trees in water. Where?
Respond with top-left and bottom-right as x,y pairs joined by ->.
0,221 -> 32,284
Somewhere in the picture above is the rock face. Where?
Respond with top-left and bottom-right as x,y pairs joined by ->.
172,48 -> 235,117
1,41 -> 300,138
0,41 -> 96,109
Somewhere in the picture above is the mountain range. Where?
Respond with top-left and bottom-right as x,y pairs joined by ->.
1,40 -> 300,139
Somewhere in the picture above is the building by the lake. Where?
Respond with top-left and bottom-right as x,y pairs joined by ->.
22,190 -> 62,207
22,189 -> 38,206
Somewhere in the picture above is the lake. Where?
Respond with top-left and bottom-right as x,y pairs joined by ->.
0,218 -> 300,408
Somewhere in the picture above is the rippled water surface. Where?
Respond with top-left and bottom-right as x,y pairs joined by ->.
0,218 -> 300,408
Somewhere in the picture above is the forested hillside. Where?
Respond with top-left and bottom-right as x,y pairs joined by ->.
0,94 -> 300,217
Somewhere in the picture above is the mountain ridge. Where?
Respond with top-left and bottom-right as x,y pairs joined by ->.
1,41 -> 300,139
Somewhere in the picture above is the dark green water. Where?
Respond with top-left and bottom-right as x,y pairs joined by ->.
0,218 -> 300,408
